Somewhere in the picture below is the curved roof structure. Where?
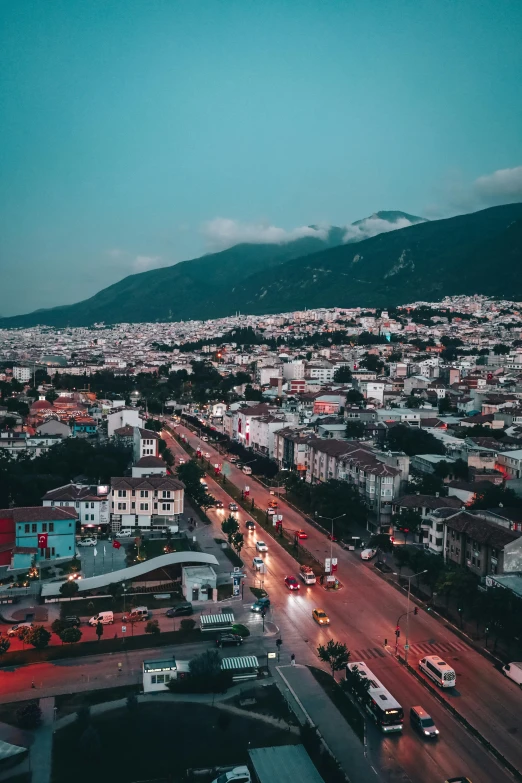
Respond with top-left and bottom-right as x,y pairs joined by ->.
41,551 -> 219,597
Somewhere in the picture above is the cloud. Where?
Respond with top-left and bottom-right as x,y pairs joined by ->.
342,216 -> 420,243
202,218 -> 328,250
132,255 -> 163,272
106,248 -> 127,258
473,166 -> 522,206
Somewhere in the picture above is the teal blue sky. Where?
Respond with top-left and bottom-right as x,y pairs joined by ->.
1,0 -> 521,316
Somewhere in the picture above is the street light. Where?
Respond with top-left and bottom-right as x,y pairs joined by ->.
315,513 -> 346,566
402,569 -> 427,664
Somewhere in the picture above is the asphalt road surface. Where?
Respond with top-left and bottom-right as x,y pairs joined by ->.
162,421 -> 522,783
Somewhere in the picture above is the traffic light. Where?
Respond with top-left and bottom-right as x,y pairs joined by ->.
384,638 -> 388,647
276,638 -> 283,648
395,626 -> 400,638
413,607 -> 418,615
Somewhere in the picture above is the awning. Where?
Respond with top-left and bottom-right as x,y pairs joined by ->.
221,656 -> 259,671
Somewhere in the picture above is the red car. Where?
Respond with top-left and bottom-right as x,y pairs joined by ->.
284,576 -> 300,591
295,530 -> 308,540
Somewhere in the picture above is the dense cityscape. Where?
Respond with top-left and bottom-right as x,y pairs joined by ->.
0,295 -> 521,782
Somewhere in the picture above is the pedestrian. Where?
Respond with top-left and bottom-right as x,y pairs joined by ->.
291,653 -> 296,666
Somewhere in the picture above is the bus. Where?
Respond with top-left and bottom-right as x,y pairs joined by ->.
419,655 -> 456,688
346,662 -> 404,732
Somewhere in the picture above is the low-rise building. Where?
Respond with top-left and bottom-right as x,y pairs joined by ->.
0,507 -> 78,570
110,476 -> 184,532
42,483 -> 109,531
444,510 -> 520,577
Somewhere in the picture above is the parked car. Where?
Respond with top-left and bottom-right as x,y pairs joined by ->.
7,622 -> 33,637
201,436 -> 209,442
216,632 -> 243,648
78,537 -> 97,547
211,765 -> 250,783
502,662 -> 522,686
252,557 -> 265,570
410,705 -> 439,738
116,529 -> 132,538
229,456 -> 238,463
284,575 -> 300,591
251,597 -> 270,613
256,541 -> 268,552
228,503 -> 238,512
122,606 -> 149,622
166,602 -> 193,617
88,611 -> 114,626
63,616 -> 81,628
312,608 -> 330,625
361,548 -> 377,560
245,520 -> 255,531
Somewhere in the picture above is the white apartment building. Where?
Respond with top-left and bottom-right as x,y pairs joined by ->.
110,476 -> 184,532
132,427 -> 160,461
107,406 -> 144,438
13,366 -> 31,383
282,361 -> 305,381
42,483 -> 110,530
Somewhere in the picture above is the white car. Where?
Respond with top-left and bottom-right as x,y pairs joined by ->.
116,530 -> 132,537
256,541 -> 268,553
201,436 -> 209,442
7,622 -> 34,637
178,457 -> 185,465
78,537 -> 97,547
204,452 -> 210,459
211,766 -> 250,783
252,557 -> 265,570
266,507 -> 275,516
360,548 -> 377,560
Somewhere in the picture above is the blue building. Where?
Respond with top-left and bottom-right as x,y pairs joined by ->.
1,507 -> 78,570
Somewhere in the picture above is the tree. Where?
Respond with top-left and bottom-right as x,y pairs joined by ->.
333,366 -> 352,383
386,424 -> 445,456
107,582 -> 123,601
59,626 -> 82,645
221,515 -> 239,544
360,353 -> 384,374
45,389 -> 58,404
95,621 -> 104,641
16,701 -> 42,729
345,420 -> 365,439
180,618 -> 196,632
185,649 -> 232,692
392,510 -> 422,543
345,389 -> 364,405
0,637 -> 10,657
453,458 -> 469,481
394,546 -> 410,575
163,448 -> 174,467
51,618 -> 66,636
369,533 -> 393,557
59,580 -> 79,601
438,395 -> 453,414
493,344 -> 510,355
317,640 -> 351,679
231,531 -> 244,556
25,625 -> 51,650
145,619 -> 161,635
470,483 -> 522,510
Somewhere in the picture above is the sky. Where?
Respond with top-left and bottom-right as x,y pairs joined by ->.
1,0 -> 521,316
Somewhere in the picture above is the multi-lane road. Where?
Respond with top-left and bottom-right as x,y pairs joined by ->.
164,420 -> 522,783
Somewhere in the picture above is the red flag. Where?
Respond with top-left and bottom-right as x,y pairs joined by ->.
38,533 -> 48,549
112,540 -> 121,550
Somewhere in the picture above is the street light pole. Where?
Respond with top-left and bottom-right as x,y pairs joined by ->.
316,513 -> 346,568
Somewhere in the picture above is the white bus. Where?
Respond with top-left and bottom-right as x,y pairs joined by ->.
346,662 -> 404,732
419,655 -> 456,688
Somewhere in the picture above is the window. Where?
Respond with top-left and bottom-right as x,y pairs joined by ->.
32,524 -> 37,533
131,502 -> 136,510
140,490 -> 148,498
91,502 -> 94,508
162,490 -> 170,498
42,523 -> 47,532
154,503 -> 158,510
140,503 -> 149,511
51,501 -> 55,507
91,515 -> 95,521
49,523 -> 54,532
162,503 -> 171,511
118,490 -> 126,498
85,503 -> 89,509
156,674 -> 165,683
436,537 -> 443,547
25,524 -> 30,533
117,503 -> 126,511
51,547 -> 55,556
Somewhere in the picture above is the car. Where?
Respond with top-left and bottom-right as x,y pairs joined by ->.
63,616 -> 81,628
410,706 -> 439,738
444,779 -> 472,783
295,529 -> 308,539
361,548 -> 377,560
236,462 -> 244,470
7,622 -> 34,637
166,602 -> 193,617
201,436 -> 209,442
201,482 -> 208,490
116,529 -> 132,537
251,597 -> 271,613
266,507 -> 275,516
284,575 -> 300,591
211,765 -> 251,783
77,537 -> 97,547
215,499 -> 224,509
204,452 -> 211,459
216,632 -> 243,648
178,457 -> 185,465
312,608 -> 330,625
229,456 -> 238,463
268,500 -> 278,508
256,541 -> 268,552
245,519 -> 255,531
228,502 -> 238,512
327,533 -> 338,542
252,557 -> 265,570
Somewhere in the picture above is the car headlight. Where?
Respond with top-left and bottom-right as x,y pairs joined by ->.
424,730 -> 430,735
435,729 -> 439,734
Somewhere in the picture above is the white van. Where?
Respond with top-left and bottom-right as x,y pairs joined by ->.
242,465 -> 252,475
503,662 -> 522,687
419,655 -> 456,688
117,529 -> 133,537
88,611 -> 114,626
299,564 -> 317,585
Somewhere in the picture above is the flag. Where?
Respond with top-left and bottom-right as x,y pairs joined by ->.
93,547 -> 97,557
37,533 -> 48,549
112,540 -> 121,550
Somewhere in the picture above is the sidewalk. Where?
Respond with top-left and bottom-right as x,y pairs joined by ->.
30,696 -> 55,783
272,664 -> 379,783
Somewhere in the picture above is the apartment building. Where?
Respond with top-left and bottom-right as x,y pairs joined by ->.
107,406 -> 144,438
110,476 -> 184,532
496,449 -> 522,479
13,366 -> 31,383
42,483 -> 109,531
443,510 -> 520,577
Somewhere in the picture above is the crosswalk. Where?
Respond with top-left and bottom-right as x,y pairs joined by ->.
350,639 -> 469,662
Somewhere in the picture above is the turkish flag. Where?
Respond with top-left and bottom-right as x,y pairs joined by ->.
112,540 -> 121,550
38,533 -> 48,549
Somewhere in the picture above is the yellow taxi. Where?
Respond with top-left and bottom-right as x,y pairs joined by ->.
312,608 -> 330,625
